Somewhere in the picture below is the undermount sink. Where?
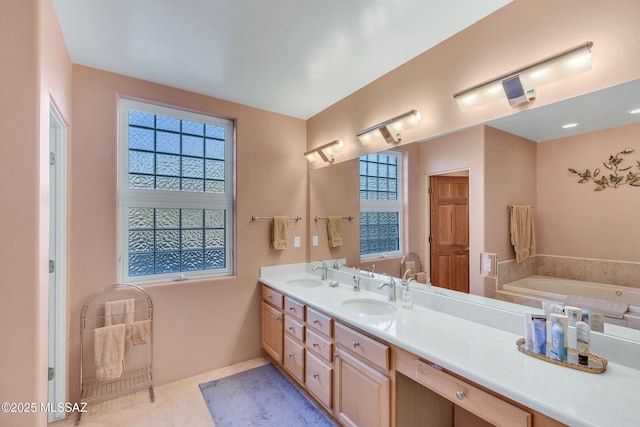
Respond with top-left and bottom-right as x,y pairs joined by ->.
286,278 -> 323,288
342,298 -> 397,316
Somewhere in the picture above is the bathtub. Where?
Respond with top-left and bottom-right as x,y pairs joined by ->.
495,275 -> 640,330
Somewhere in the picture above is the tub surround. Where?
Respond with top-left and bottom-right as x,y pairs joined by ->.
261,263 -> 640,427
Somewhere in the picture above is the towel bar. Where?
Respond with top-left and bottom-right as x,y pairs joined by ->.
314,216 -> 354,221
251,215 -> 302,222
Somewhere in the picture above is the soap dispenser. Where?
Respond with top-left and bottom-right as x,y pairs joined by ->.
401,279 -> 414,309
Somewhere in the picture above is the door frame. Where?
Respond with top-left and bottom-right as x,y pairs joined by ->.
48,100 -> 67,422
424,169 -> 470,289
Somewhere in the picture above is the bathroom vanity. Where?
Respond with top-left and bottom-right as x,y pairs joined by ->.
259,263 -> 640,427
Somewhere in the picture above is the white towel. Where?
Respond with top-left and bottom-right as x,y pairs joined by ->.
105,298 -> 135,341
94,324 -> 126,381
565,295 -> 629,319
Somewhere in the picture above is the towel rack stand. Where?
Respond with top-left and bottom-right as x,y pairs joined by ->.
76,284 -> 154,425
251,215 -> 302,222
314,215 -> 354,222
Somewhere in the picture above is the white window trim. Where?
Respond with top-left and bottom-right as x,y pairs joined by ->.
118,98 -> 234,284
360,150 -> 403,261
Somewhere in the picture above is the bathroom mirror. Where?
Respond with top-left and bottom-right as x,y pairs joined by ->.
308,78 -> 640,339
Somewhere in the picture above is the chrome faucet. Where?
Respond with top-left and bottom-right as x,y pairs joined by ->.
378,275 -> 397,302
367,264 -> 376,278
352,275 -> 361,291
312,260 -> 328,280
402,268 -> 414,283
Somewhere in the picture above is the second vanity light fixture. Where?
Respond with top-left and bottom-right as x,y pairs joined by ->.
304,139 -> 344,163
356,109 -> 421,145
453,41 -> 593,111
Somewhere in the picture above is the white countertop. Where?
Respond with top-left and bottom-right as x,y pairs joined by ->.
259,263 -> 640,427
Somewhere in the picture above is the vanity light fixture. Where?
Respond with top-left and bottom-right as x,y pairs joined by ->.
453,41 -> 593,111
356,109 -> 421,145
628,108 -> 640,115
304,139 -> 344,163
562,123 -> 579,129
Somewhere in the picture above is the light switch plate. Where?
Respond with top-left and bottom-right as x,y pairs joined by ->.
312,235 -> 319,247
294,236 -> 301,248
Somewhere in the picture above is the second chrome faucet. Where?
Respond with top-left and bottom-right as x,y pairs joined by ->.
378,275 -> 397,301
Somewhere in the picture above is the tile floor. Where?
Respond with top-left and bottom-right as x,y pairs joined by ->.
54,356 -> 272,427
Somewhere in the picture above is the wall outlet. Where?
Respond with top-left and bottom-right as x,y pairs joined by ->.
294,236 -> 301,248
479,252 -> 497,278
312,235 -> 319,247
483,257 -> 492,272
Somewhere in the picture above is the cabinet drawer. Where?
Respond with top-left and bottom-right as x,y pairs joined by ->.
335,322 -> 389,372
306,307 -> 332,337
305,351 -> 333,410
262,285 -> 283,309
283,335 -> 305,384
416,360 -> 531,427
284,296 -> 305,321
284,315 -> 305,341
306,328 -> 332,362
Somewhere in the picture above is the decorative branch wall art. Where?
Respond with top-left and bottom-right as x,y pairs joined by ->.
568,149 -> 640,191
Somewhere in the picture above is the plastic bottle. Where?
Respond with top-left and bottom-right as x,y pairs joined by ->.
550,316 -> 567,361
576,321 -> 590,366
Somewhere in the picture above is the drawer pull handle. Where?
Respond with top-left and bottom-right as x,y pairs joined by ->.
353,341 -> 360,348
289,353 -> 294,358
313,343 -> 319,348
288,326 -> 294,331
276,316 -> 281,321
333,353 -> 339,359
314,320 -> 320,325
289,307 -> 296,312
456,391 -> 465,401
267,295 -> 272,300
313,373 -> 319,379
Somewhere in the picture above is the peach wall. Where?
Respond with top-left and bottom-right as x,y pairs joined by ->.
536,122 -> 640,262
419,126 -> 486,295
307,0 -> 640,163
0,0 -> 72,426
484,127 -> 537,260
68,65 -> 307,403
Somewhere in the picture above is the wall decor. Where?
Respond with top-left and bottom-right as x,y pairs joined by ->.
568,149 -> 640,191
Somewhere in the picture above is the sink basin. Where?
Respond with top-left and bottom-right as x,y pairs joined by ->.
342,298 -> 397,316
286,278 -> 323,288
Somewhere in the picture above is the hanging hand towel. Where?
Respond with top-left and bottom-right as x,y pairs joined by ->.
327,216 -> 343,247
416,272 -> 427,284
131,320 -> 151,345
105,298 -> 135,343
509,205 -> 536,263
272,216 -> 288,250
94,323 -> 126,381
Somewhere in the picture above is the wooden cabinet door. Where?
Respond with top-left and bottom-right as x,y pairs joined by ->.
334,348 -> 390,427
261,301 -> 283,364
430,175 -> 469,293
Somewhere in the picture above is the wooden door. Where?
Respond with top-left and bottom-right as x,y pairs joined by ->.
429,176 -> 469,293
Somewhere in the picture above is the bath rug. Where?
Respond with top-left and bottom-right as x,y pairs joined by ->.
199,363 -> 334,427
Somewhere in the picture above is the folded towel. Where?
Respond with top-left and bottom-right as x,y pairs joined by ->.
94,324 -> 126,381
565,295 -> 629,319
105,298 -> 135,326
416,272 -> 427,284
131,320 -> 151,345
105,298 -> 135,341
327,216 -> 343,248
272,216 -> 288,250
509,205 -> 536,263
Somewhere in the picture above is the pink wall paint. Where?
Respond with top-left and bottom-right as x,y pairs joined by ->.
537,123 -> 640,261
68,65 -> 308,402
0,0 -> 72,426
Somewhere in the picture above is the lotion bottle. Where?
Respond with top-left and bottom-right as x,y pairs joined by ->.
550,316 -> 566,361
576,321 -> 590,366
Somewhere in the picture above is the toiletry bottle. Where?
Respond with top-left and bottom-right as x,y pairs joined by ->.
523,312 -> 534,352
589,313 -> 604,333
532,316 -> 547,356
576,321 -> 590,366
550,316 -> 566,361
401,281 -> 414,309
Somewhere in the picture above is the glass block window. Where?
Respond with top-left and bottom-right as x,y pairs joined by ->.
360,151 -> 402,258
119,99 -> 233,283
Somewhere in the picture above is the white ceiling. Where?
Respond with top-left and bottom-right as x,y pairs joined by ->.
52,0 -> 511,119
